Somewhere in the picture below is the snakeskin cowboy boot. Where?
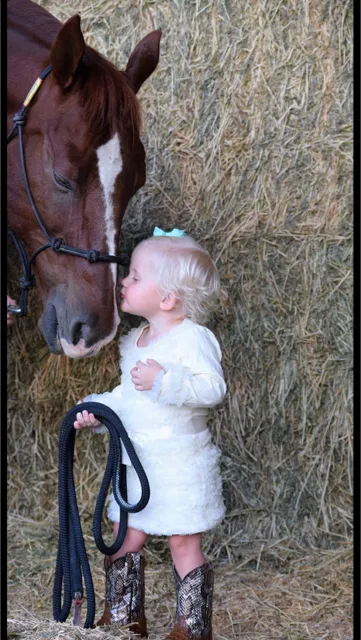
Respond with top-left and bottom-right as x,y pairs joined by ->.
96,551 -> 148,636
164,562 -> 214,640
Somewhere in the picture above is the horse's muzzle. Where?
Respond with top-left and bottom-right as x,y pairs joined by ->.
38,296 -> 118,358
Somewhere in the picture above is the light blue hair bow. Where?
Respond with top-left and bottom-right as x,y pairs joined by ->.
153,226 -> 186,237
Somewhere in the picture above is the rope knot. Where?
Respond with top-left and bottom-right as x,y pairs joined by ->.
13,111 -> 27,127
19,275 -> 35,289
51,238 -> 63,252
87,249 -> 100,263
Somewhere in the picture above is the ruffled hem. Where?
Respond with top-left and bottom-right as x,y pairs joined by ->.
154,363 -> 194,407
148,368 -> 165,402
107,494 -> 225,534
110,511 -> 226,536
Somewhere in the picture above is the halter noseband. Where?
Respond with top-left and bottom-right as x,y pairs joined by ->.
7,65 -> 130,316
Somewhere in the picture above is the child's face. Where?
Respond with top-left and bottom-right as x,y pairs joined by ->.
120,245 -> 162,318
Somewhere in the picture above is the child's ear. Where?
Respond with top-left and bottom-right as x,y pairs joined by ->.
160,293 -> 178,311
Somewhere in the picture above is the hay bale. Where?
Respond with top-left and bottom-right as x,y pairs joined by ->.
7,514 -> 353,639
8,0 -> 353,636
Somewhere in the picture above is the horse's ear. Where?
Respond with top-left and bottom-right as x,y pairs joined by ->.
124,30 -> 162,94
50,15 -> 85,89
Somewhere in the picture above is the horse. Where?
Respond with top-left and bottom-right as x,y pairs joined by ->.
7,0 -> 161,358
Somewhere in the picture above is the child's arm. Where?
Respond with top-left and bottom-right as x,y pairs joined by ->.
74,384 -> 123,433
132,328 -> 226,408
151,356 -> 226,409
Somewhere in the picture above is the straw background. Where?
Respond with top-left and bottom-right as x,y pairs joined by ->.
8,0 -> 353,638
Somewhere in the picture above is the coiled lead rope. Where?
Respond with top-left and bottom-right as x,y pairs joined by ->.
53,402 -> 150,629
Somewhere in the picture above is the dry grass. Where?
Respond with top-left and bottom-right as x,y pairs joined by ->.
7,512 -> 353,639
7,0 -> 353,638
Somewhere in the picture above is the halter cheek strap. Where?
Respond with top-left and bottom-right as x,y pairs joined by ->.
7,65 -> 52,143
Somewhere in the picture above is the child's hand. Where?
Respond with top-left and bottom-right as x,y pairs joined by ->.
130,359 -> 164,391
74,409 -> 101,430
7,296 -> 16,327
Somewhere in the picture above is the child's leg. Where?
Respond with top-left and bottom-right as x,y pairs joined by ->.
97,525 -> 148,632
110,524 -> 148,561
166,534 -> 214,638
168,533 -> 205,579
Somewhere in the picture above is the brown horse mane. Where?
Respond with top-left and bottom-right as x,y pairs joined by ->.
76,46 -> 142,145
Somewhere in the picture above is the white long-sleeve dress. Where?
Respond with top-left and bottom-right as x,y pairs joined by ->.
86,318 -> 226,535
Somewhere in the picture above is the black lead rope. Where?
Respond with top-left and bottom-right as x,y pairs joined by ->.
53,402 -> 150,629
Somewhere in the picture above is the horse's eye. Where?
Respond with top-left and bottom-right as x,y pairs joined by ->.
53,171 -> 73,191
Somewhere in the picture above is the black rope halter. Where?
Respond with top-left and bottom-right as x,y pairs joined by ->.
7,64 -> 130,316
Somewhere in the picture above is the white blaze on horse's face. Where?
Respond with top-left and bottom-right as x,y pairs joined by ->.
59,133 -> 123,358
96,132 -> 122,325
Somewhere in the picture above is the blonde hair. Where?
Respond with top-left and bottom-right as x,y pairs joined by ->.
135,235 -> 220,324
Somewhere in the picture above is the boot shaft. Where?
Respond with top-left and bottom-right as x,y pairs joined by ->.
105,552 -> 145,624
96,551 -> 147,636
171,563 -> 214,639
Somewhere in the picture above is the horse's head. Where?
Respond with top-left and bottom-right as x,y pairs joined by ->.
8,14 -> 161,358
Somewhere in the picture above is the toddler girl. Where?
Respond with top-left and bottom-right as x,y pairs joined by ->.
74,228 -> 226,640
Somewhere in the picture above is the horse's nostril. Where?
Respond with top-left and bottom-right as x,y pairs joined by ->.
71,321 -> 84,346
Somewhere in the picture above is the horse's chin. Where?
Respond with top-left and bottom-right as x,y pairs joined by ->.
59,327 -> 119,358
59,337 -> 98,359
